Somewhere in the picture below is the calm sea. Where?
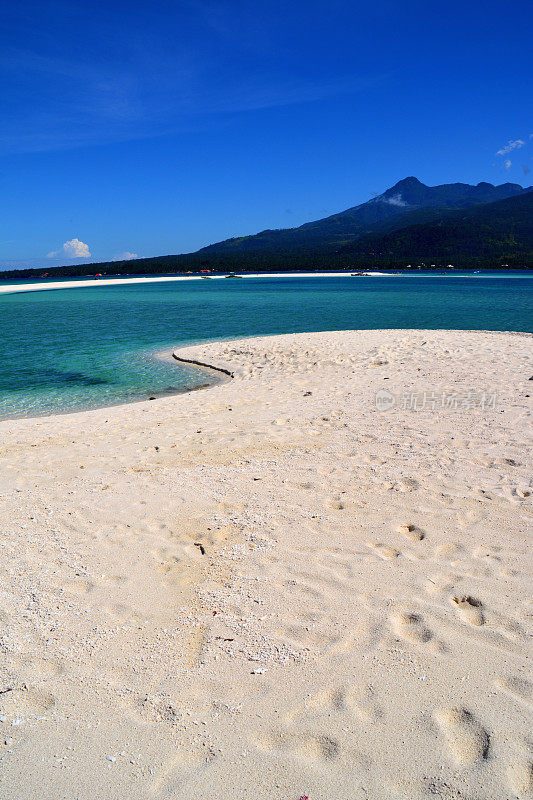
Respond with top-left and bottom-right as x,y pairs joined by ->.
0,271 -> 531,419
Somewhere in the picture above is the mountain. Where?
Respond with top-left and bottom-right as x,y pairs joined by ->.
196,177 -> 529,257
1,178 -> 532,278
337,190 -> 533,266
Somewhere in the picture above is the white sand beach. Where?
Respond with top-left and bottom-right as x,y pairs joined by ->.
0,329 -> 531,799
0,272 -> 392,294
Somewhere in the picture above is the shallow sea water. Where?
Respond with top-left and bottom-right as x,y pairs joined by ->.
0,272 -> 531,418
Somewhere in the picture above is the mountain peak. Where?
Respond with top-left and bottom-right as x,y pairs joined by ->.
385,176 -> 424,193
378,176 -> 430,207
395,176 -> 423,186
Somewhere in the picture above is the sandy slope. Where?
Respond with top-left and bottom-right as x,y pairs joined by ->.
0,330 -> 531,800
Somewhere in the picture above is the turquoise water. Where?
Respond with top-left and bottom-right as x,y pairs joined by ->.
0,272 -> 531,419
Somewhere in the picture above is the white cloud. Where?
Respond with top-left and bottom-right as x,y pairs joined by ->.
112,251 -> 138,261
504,159 -> 512,169
496,139 -> 524,156
47,238 -> 91,259
381,192 -> 408,207
64,238 -> 91,257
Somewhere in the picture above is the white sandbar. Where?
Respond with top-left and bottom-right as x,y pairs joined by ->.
0,271 -> 390,294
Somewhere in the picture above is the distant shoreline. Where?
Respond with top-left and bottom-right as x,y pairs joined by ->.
1,269 -> 531,295
0,271 -> 389,294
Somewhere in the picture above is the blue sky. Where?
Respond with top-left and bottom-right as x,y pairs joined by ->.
1,0 -> 531,269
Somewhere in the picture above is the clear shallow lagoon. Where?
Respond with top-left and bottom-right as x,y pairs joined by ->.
0,271 -> 531,419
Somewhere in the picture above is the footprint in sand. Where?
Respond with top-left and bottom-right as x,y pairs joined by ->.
367,542 -> 400,560
0,686 -> 56,716
391,612 -> 433,643
398,523 -> 425,541
121,692 -> 180,726
259,729 -> 340,763
451,595 -> 485,626
296,734 -> 339,762
435,542 -> 465,559
434,707 -> 490,765
304,685 -> 383,723
494,675 -> 532,704
61,576 -> 94,594
507,761 -> 533,798
472,546 -> 502,564
397,477 -> 419,492
342,686 -> 383,723
326,498 -> 344,510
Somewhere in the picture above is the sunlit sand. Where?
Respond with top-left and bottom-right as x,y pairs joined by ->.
0,330 -> 531,799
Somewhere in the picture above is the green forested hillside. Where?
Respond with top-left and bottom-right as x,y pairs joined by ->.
337,191 -> 533,266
